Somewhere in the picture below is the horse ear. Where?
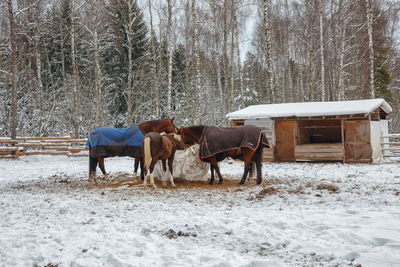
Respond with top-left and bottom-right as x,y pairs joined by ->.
170,117 -> 175,122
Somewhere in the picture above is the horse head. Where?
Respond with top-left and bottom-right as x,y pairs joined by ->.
177,126 -> 204,144
164,116 -> 177,134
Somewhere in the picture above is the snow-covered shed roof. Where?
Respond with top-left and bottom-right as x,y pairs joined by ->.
227,99 -> 392,120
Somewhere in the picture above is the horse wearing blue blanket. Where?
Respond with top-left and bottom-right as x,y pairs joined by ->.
86,118 -> 177,185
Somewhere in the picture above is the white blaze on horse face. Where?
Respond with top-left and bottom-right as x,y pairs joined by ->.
173,133 -> 182,142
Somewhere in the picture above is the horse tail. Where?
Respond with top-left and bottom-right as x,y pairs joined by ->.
143,136 -> 152,172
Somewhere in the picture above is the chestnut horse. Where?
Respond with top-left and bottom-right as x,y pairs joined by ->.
177,125 -> 269,185
88,118 -> 177,185
142,132 -> 184,188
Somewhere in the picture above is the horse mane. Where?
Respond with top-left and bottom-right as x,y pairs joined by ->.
138,119 -> 168,127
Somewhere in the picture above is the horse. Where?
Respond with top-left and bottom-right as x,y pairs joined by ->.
142,132 -> 184,188
177,125 -> 269,185
87,117 -> 177,185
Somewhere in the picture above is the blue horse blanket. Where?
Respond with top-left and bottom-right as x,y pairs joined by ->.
86,125 -> 144,158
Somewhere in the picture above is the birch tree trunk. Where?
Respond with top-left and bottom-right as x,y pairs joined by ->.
71,0 -> 80,138
35,45 -> 45,136
223,0 -> 229,112
366,0 -> 375,98
126,1 -> 134,125
210,1 -> 224,122
7,0 -> 18,140
337,0 -> 347,101
284,0 -> 293,102
330,0 -> 337,100
192,0 -> 202,123
229,0 -> 235,112
319,0 -> 326,101
263,0 -> 273,103
166,0 -> 173,116
149,0 -> 160,118
93,31 -> 104,126
233,5 -> 244,108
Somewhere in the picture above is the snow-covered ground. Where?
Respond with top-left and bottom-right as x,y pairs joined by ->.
1,155 -> 400,266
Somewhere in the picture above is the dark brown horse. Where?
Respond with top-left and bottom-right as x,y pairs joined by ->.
177,125 -> 269,185
88,117 -> 177,185
142,132 -> 184,188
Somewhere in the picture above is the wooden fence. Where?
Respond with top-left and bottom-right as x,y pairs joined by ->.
381,134 -> 400,159
0,137 -> 88,159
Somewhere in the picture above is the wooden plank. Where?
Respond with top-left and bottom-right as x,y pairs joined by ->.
0,140 -> 18,144
17,151 -> 68,156
0,155 -> 19,159
262,147 -> 274,162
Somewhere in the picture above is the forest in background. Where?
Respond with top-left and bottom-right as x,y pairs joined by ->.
0,0 -> 399,138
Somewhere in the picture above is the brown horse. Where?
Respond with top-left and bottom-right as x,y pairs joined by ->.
177,125 -> 269,185
142,132 -> 184,188
88,117 -> 177,185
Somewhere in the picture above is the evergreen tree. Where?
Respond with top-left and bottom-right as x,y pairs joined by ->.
104,0 -> 148,126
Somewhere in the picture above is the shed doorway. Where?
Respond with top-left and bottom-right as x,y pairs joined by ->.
275,120 -> 295,161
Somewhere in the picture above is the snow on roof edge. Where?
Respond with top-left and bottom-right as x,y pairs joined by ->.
226,99 -> 392,120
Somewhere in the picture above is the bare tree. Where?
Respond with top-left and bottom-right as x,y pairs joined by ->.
319,0 -> 326,101
192,0 -> 202,122
70,0 -> 80,138
6,0 -> 18,140
337,0 -> 348,100
126,0 -> 135,125
166,0 -> 173,116
148,0 -> 160,118
366,0 -> 375,98
263,0 -> 273,103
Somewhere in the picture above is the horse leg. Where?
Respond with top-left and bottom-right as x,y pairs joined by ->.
89,156 -> 99,185
140,159 -> 145,180
133,157 -> 139,180
149,158 -> 157,188
209,157 -> 223,185
98,157 -> 112,185
162,160 -> 167,187
209,163 -> 215,185
255,145 -> 263,185
239,150 -> 254,185
167,157 -> 175,187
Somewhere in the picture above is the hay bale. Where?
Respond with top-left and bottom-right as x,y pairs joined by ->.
153,144 -> 209,181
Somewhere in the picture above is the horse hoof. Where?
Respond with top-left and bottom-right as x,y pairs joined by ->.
171,184 -> 176,187
238,181 -> 244,185
162,182 -> 167,187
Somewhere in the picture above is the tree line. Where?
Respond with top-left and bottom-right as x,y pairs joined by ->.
1,0 -> 399,138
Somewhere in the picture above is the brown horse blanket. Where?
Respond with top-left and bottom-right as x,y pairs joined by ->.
199,125 -> 270,159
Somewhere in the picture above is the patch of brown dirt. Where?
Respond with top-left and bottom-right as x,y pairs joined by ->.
316,183 -> 339,193
85,176 -> 261,190
256,187 -> 279,199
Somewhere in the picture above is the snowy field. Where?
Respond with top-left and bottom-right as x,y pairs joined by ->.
1,156 -> 400,267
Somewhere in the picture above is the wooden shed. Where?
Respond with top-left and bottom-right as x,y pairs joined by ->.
227,99 -> 392,163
